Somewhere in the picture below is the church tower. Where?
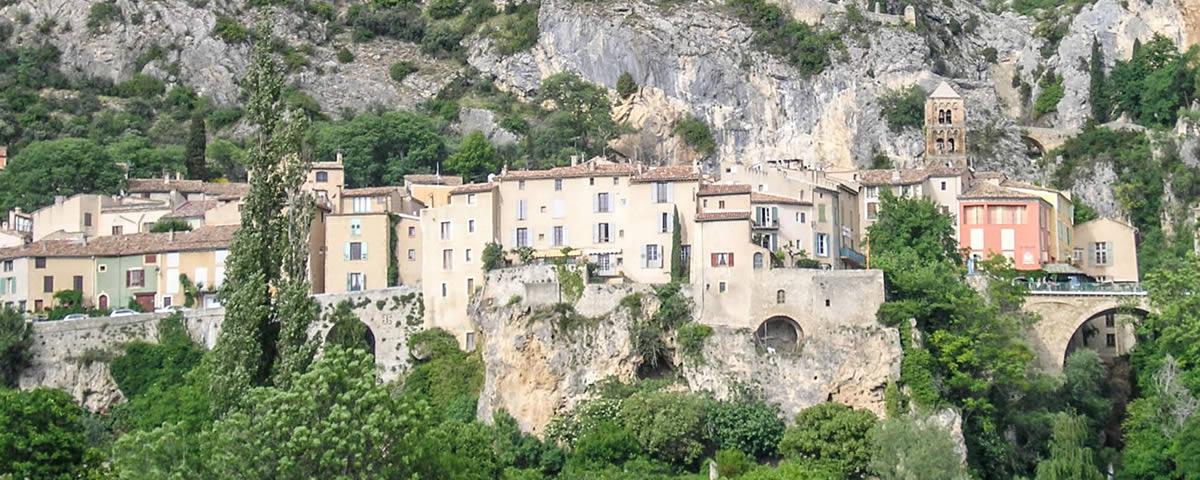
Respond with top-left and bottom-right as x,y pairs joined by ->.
924,81 -> 967,168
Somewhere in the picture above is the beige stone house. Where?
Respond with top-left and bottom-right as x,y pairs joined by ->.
1072,217 -> 1139,283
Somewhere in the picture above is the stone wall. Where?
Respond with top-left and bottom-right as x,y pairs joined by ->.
309,287 -> 424,381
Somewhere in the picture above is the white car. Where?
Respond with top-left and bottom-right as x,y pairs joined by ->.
62,313 -> 89,321
109,308 -> 138,317
155,305 -> 192,314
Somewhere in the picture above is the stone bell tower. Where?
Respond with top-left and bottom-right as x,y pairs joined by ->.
924,81 -> 967,168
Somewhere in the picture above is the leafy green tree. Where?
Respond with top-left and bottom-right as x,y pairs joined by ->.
1061,350 -> 1112,434
110,315 -> 203,399
535,72 -> 620,162
323,300 -> 373,354
185,112 -> 208,180
673,116 -> 715,156
402,329 -> 483,421
1108,35 -> 1199,127
870,415 -> 969,480
0,307 -> 32,387
0,388 -> 96,479
706,398 -> 785,459
669,207 -> 686,282
445,131 -> 499,182
616,72 -> 638,98
618,390 -> 710,467
1034,414 -> 1104,480
102,135 -> 186,179
482,241 -> 506,271
205,138 -> 246,181
880,85 -> 928,132
204,33 -> 318,415
567,421 -> 642,471
149,218 -> 193,233
0,138 -> 124,212
313,110 -> 445,187
1035,73 -> 1065,117
778,402 -> 878,478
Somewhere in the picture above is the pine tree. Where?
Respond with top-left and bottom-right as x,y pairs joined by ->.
1034,414 -> 1105,480
670,206 -> 687,282
1088,36 -> 1109,123
185,112 -> 208,180
205,29 -> 318,415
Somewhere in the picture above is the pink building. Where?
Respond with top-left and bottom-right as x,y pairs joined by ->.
958,183 -> 1052,270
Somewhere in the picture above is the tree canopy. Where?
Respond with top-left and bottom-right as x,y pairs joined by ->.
0,138 -> 125,212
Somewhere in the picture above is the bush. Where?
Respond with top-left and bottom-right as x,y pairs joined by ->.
778,403 -> 878,478
492,2 -> 540,55
428,0 -> 466,19
616,72 -> 638,98
212,15 -> 250,43
1034,73 -> 1064,117
150,218 -> 193,233
0,308 -> 32,387
0,388 -> 94,479
117,73 -> 165,98
618,390 -> 710,467
879,85 -> 927,132
109,315 -> 203,399
727,0 -> 838,76
676,322 -> 713,362
389,61 -> 419,83
86,0 -> 122,33
336,47 -> 354,63
348,4 -> 425,42
870,415 -> 967,480
673,116 -> 716,156
714,449 -> 754,478
483,242 -> 506,270
402,329 -> 483,420
567,421 -> 642,469
708,399 -> 785,459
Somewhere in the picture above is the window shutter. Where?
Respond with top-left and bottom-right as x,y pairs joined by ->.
666,185 -> 674,202
711,253 -> 718,267
593,194 -> 599,213
344,242 -> 351,260
125,270 -> 131,287
362,242 -> 369,260
346,274 -> 352,291
592,224 -> 599,243
658,245 -> 665,268
563,226 -> 569,245
650,188 -> 657,203
729,253 -> 735,267
1087,243 -> 1096,266
1106,243 -> 1113,266
362,274 -> 366,289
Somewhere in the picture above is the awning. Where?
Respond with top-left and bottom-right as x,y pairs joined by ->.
586,248 -> 623,255
1042,263 -> 1086,275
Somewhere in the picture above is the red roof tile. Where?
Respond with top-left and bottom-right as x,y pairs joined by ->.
696,211 -> 751,222
750,192 -> 811,205
697,184 -> 752,196
630,165 -> 702,183
0,225 -> 237,259
499,161 -> 639,181
450,183 -> 497,195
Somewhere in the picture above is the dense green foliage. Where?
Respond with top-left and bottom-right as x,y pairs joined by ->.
727,0 -> 839,76
673,116 -> 716,156
1034,413 -> 1104,480
313,110 -> 445,187
0,308 -> 32,387
0,388 -> 100,479
110,316 -> 204,400
149,218 -> 193,233
870,415 -> 970,480
0,138 -> 125,212
779,403 -> 878,478
1034,73 -> 1064,117
403,328 -> 484,421
880,85 -> 928,132
389,60 -> 418,82
1100,35 -> 1199,127
617,72 -> 638,98
445,130 -> 500,182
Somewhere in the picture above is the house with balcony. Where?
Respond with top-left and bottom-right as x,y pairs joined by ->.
958,182 -> 1052,270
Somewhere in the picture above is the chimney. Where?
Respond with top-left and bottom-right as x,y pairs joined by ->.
55,195 -> 65,206
570,155 -> 579,167
163,169 -> 171,183
891,170 -> 901,182
336,151 -> 343,164
0,145 -> 7,170
170,230 -> 176,242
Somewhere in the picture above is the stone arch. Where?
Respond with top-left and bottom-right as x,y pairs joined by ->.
325,316 -> 377,356
755,315 -> 803,353
1020,134 -> 1046,157
1062,306 -> 1149,367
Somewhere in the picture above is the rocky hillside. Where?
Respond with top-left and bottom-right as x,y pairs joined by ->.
1,0 -> 1197,199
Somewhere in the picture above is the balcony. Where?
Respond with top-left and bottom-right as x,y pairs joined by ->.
839,247 -> 867,268
752,218 -> 779,229
1025,281 -> 1147,296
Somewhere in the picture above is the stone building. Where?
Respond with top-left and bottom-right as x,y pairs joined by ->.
924,82 -> 967,168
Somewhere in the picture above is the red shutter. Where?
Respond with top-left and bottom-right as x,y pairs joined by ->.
711,253 -> 718,267
728,253 -> 735,267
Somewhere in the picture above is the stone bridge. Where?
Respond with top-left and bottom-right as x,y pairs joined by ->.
1019,121 -> 1145,155
1022,285 -> 1152,373
19,287 -> 423,412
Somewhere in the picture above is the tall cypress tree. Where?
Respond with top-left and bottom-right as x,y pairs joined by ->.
670,206 -> 687,282
185,112 -> 208,180
205,28 -> 317,415
1088,36 -> 1109,123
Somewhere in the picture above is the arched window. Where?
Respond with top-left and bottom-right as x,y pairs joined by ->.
946,110 -> 953,124
936,139 -> 945,153
947,138 -> 956,152
776,289 -> 786,304
753,252 -> 764,269
937,110 -> 945,124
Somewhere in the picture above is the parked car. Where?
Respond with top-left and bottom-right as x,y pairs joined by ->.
154,305 -> 192,314
62,313 -> 89,321
109,308 -> 137,317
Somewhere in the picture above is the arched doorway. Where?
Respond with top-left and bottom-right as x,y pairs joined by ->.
1063,307 -> 1148,366
755,316 -> 803,353
97,294 -> 109,311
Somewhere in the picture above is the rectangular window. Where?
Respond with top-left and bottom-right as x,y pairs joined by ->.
1105,314 -> 1115,328
353,197 -> 371,213
900,185 -> 912,197
407,249 -> 416,260
866,203 -> 878,220
964,206 -> 985,225
465,248 -> 473,262
516,228 -> 529,247
660,213 -> 670,233
711,252 -> 734,266
1073,248 -> 1084,265
440,222 -> 451,240
940,181 -> 947,191
443,249 -> 453,270
2,260 -> 11,272
467,193 -> 476,205
644,245 -> 662,268
595,223 -> 611,243
554,179 -> 563,191
553,226 -> 565,246
595,193 -> 611,213
797,212 -> 806,223
517,200 -> 527,220
347,273 -> 365,292
315,171 -> 329,183
43,275 -> 53,293
84,213 -> 92,227
518,180 -> 526,190
35,257 -> 46,269
126,269 -> 145,288
468,219 -> 476,233
350,242 -> 363,261
408,226 -> 416,237
1093,242 -> 1109,265
719,282 -> 727,293
144,254 -> 157,264
441,283 -> 447,297
73,275 -> 83,291
112,225 -> 123,235
718,200 -> 726,209
865,186 -> 878,199
1106,334 -> 1117,348
816,233 -> 830,257
467,278 -> 475,295
654,182 -> 670,203
681,245 -> 691,265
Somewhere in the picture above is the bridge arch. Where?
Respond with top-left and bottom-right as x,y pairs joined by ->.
1062,305 -> 1149,367
1023,294 -> 1153,373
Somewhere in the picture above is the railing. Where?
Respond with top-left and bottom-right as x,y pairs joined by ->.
1025,281 -> 1147,296
752,218 -> 780,228
839,247 -> 867,267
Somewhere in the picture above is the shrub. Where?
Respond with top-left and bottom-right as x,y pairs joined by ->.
0,388 -> 93,479
212,15 -> 250,43
567,421 -> 642,469
483,242 -> 506,270
778,403 -> 878,478
619,390 -> 710,467
676,322 -> 713,362
492,2 -> 540,55
402,328 -> 483,420
879,85 -> 927,132
348,4 -> 426,42
673,116 -> 716,156
715,449 -> 754,477
1034,73 -> 1064,116
428,0 -> 466,19
150,218 -> 193,233
616,72 -> 638,98
727,0 -> 838,76
389,61 -> 418,83
207,106 -> 244,130
0,308 -> 32,387
421,23 -> 466,58
336,47 -> 354,63
708,398 -> 785,459
117,73 -> 165,98
86,0 -> 122,33
109,315 -> 203,399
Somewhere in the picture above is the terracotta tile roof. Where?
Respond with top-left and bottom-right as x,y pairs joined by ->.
972,171 -> 1008,182
451,183 -> 497,195
630,165 -> 702,183
0,225 -> 237,259
999,179 -> 1067,195
750,192 -> 811,205
342,186 -> 402,198
126,179 -> 250,198
312,161 -> 344,170
959,182 -> 1042,200
696,211 -> 751,222
404,174 -> 463,186
499,161 -> 638,181
697,184 -> 752,196
857,168 -> 963,186
162,200 -> 218,219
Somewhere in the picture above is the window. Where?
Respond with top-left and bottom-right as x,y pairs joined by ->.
711,252 -> 733,266
349,242 -> 364,260
589,178 -> 595,186
347,273 -> 365,292
144,254 -> 157,264
84,213 -> 92,227
817,204 -> 827,223
408,226 -> 416,237
595,193 -> 611,213
718,200 -> 726,209
73,275 -> 83,292
517,199 -> 528,220
518,180 -> 526,190
35,257 -> 46,269
443,249 -> 453,269
554,179 -> 563,191
660,213 -> 670,233
1106,334 -> 1116,348
1105,314 -> 1115,328
352,197 -> 370,213
34,300 -> 43,312
112,225 -> 124,235
467,193 -> 476,205
407,249 -> 416,260
776,290 -> 785,304
2,260 -> 11,272
467,278 -> 474,295
654,182 -> 670,203
162,296 -> 172,308
43,275 -> 53,293
900,185 -> 912,197
1073,248 -> 1083,265
516,228 -> 530,247
681,245 -> 691,264
468,219 -> 476,233
644,245 -> 662,268
440,222 -> 451,240
719,282 -> 727,292
126,269 -> 145,288
98,264 -> 107,273
595,223 -> 611,243
865,186 -> 878,199
815,233 -> 830,257
316,171 -> 329,183
441,283 -> 447,297
553,226 -> 565,246
796,212 -> 806,223
1093,242 -> 1109,266
613,177 -> 619,185
465,248 -> 473,262
753,252 -> 764,269
964,206 -> 985,225
349,219 -> 362,236
465,332 -> 477,351
866,203 -> 878,220
940,181 -> 947,191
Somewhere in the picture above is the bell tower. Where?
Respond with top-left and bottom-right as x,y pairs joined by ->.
924,81 -> 967,168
